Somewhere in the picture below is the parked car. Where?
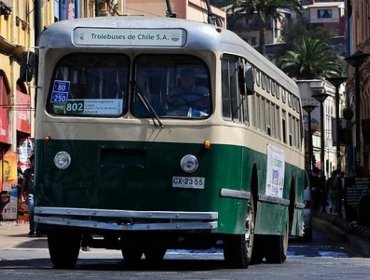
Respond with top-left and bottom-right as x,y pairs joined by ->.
302,171 -> 313,241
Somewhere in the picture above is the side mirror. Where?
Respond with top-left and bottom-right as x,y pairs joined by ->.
19,51 -> 35,82
244,65 -> 254,96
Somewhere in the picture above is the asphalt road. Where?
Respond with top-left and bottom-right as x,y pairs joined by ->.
1,223 -> 369,280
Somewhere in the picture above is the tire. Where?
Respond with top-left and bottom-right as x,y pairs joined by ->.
121,247 -> 143,264
144,247 -> 167,263
265,220 -> 289,264
302,227 -> 313,242
250,235 -> 265,264
47,231 -> 81,269
224,197 -> 255,268
120,236 -> 143,264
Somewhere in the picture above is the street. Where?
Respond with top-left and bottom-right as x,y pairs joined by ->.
1,222 -> 370,280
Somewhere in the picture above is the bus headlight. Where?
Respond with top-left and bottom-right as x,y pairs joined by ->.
180,154 -> 198,173
54,151 -> 71,169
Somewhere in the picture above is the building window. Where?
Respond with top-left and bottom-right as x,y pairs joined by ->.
251,37 -> 257,46
317,9 -> 332,19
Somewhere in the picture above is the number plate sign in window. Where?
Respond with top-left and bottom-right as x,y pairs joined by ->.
51,80 -> 70,104
73,28 -> 186,47
172,176 -> 205,189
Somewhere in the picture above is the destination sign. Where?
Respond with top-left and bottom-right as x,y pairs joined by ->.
65,99 -> 123,115
73,28 -> 186,47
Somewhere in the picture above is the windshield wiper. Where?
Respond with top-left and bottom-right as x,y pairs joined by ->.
131,81 -> 163,128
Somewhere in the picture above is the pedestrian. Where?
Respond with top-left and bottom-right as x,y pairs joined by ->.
310,167 -> 321,211
320,174 -> 328,213
337,171 -> 345,217
326,170 -> 338,213
21,154 -> 37,237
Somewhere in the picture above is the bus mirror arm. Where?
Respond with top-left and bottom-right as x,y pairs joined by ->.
19,51 -> 36,83
245,65 -> 254,96
238,66 -> 246,96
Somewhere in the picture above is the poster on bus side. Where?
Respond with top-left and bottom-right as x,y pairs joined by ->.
265,144 -> 285,198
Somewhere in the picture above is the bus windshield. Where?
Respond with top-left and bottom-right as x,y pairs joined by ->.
47,53 -> 211,119
47,53 -> 129,117
132,54 -> 211,119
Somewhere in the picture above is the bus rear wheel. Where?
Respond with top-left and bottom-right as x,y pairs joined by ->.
47,230 -> 81,268
265,220 -> 289,263
223,197 -> 255,268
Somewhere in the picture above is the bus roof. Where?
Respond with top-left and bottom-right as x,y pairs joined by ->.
39,16 -> 299,97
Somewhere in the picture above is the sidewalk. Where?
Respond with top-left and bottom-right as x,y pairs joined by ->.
0,221 -> 47,250
313,212 -> 370,257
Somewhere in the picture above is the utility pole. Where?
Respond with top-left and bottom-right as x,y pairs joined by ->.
34,0 -> 42,44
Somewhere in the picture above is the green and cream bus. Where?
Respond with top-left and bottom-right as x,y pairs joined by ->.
23,14 -> 305,268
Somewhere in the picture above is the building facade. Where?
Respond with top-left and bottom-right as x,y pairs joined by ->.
298,80 -> 345,178
345,0 -> 370,173
226,6 -> 289,49
60,0 -> 225,24
0,1 -> 53,179
301,1 -> 345,36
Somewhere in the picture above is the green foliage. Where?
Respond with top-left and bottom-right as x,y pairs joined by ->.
281,24 -> 334,46
228,0 -> 302,54
230,0 -> 302,22
277,37 -> 343,79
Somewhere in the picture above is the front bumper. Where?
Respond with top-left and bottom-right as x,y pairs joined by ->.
34,206 -> 218,231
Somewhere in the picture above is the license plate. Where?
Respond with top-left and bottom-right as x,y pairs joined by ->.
172,176 -> 205,189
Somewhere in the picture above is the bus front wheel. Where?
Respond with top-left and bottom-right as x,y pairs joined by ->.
120,236 -> 143,264
47,230 -> 81,268
223,197 -> 255,268
121,247 -> 143,264
144,247 -> 167,263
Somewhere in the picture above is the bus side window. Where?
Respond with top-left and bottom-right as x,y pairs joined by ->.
221,54 -> 242,123
282,110 -> 287,144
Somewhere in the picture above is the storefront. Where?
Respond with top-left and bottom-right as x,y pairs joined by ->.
0,72 -> 33,221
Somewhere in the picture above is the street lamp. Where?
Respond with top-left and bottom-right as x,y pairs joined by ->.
312,90 -> 329,212
345,51 -> 370,170
312,90 -> 329,178
302,104 -> 317,173
327,77 -> 346,174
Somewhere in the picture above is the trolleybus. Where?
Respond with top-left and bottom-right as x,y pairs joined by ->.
22,12 -> 305,269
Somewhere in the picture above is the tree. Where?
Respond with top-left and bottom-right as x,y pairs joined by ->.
281,23 -> 334,47
228,0 -> 302,55
277,37 -> 344,79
